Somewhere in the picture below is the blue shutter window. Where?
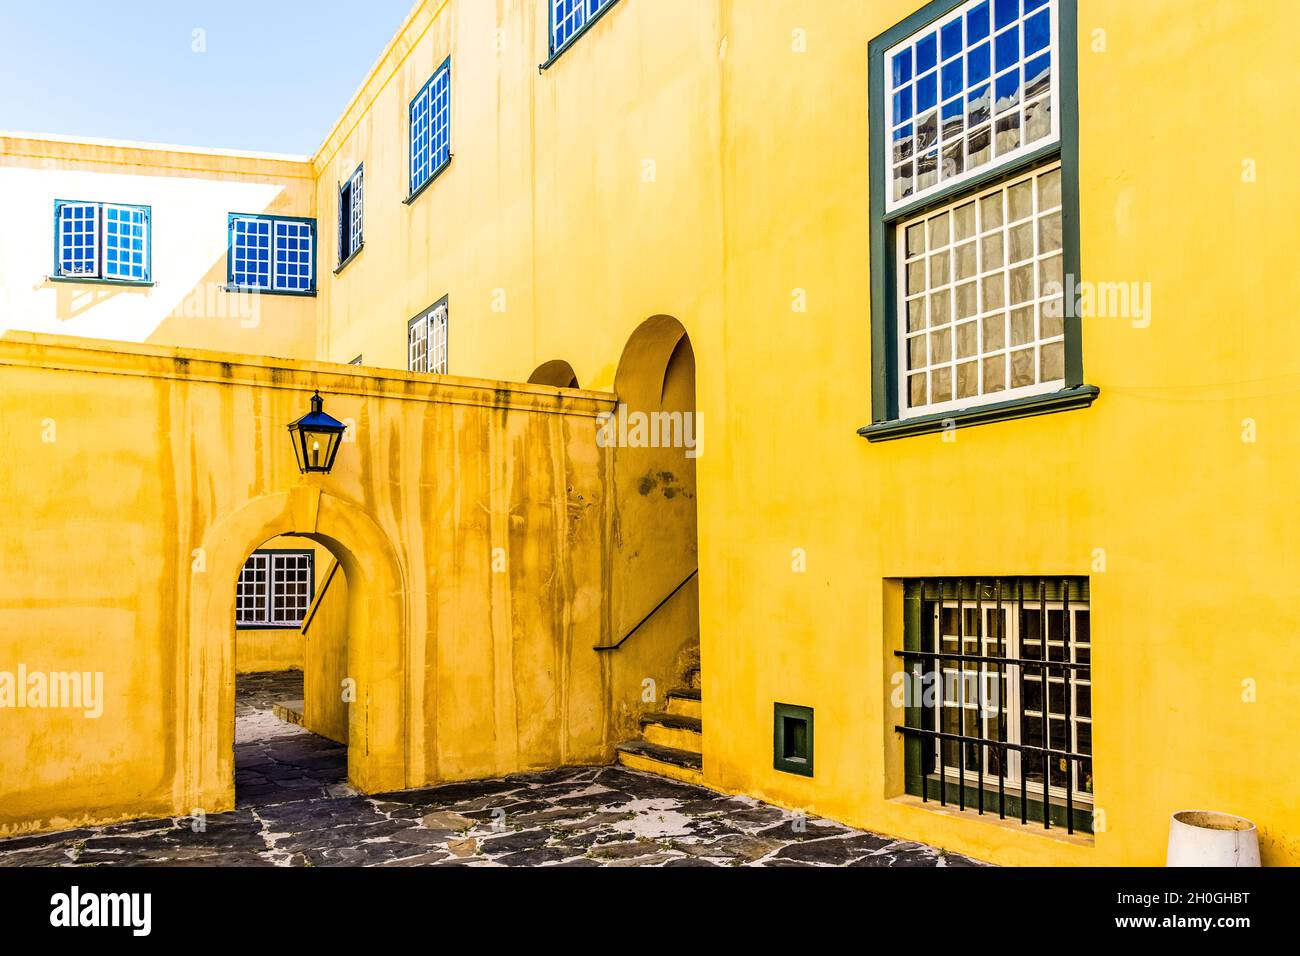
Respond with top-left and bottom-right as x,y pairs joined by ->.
228,214 -> 316,295
550,0 -> 620,56
54,200 -> 150,282
408,59 -> 451,200
102,204 -> 149,281
338,165 -> 364,267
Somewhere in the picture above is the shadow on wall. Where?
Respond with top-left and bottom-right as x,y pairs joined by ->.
50,282 -> 149,321
529,359 -> 580,389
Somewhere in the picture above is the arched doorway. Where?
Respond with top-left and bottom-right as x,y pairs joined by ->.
186,486 -> 408,813
528,359 -> 580,389
232,533 -> 352,806
606,316 -> 704,781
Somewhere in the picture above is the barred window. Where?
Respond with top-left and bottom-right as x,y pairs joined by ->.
409,59 -> 451,199
550,0 -> 620,55
228,214 -> 316,294
339,165 -> 364,265
899,162 -> 1064,416
898,577 -> 1092,833
236,551 -> 315,628
54,200 -> 151,282
885,0 -> 1058,212
408,299 -> 449,374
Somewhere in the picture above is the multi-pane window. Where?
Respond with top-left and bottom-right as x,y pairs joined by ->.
868,0 -> 1085,435
235,551 -> 315,628
228,214 -> 316,294
54,200 -> 151,282
409,60 -> 451,198
550,0 -> 619,55
338,165 -> 364,265
899,163 -> 1063,416
886,0 -> 1057,211
899,577 -> 1092,833
408,300 -> 449,374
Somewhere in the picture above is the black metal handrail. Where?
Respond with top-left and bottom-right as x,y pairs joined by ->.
593,568 -> 698,652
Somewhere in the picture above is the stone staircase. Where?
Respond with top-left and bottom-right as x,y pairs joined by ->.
614,686 -> 703,785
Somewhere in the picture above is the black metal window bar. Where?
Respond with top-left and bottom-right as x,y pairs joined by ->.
897,577 -> 1093,834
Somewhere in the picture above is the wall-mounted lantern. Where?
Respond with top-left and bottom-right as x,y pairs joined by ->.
287,391 -> 346,474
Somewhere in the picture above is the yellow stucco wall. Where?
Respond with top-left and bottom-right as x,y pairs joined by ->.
0,133 -> 317,359
4,0 -> 1298,866
0,333 -> 644,836
298,0 -> 1300,866
304,559 -> 350,744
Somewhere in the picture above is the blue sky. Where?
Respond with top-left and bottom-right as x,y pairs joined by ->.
0,0 -> 417,154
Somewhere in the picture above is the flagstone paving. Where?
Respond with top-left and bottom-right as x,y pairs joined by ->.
0,672 -> 983,868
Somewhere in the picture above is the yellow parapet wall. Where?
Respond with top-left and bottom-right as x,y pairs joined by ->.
0,332 -> 670,836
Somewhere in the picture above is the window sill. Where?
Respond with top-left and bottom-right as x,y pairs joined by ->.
890,794 -> 1096,848
235,624 -> 305,632
334,243 -> 364,275
859,385 -> 1100,443
404,157 -> 453,206
539,0 -> 625,71
222,285 -> 317,298
47,276 -> 154,289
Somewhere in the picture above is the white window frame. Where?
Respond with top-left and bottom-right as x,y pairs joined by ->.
408,59 -> 451,198
228,214 -> 316,294
883,0 -> 1060,214
926,596 -> 1091,805
339,165 -> 364,265
895,161 -> 1065,419
55,200 -> 151,282
549,0 -> 620,57
235,550 -> 315,628
408,300 -> 449,374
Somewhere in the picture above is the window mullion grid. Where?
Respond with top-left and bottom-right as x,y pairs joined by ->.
995,578 -> 1006,819
1018,578 -> 1028,823
934,593 -> 945,806
96,204 -> 107,279
1063,577 -> 1074,833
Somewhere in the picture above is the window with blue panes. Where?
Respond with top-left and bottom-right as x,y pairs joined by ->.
409,59 -> 451,199
550,0 -> 619,55
54,200 -> 151,282
868,0 -> 1090,435
227,214 -> 316,294
886,0 -> 1057,211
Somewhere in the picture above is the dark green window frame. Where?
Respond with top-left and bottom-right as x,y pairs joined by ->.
540,0 -> 625,71
773,702 -> 814,777
899,577 -> 1093,834
51,199 -> 155,287
861,0 -> 1096,443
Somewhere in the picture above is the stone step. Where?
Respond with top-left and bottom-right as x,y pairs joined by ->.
639,711 -> 702,753
272,699 -> 305,727
615,740 -> 704,786
665,688 -> 701,720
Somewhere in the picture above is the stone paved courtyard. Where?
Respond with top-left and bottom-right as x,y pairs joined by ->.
0,672 -> 980,867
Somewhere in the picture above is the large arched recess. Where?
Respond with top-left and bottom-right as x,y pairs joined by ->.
605,315 -> 700,735
184,485 -> 408,812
